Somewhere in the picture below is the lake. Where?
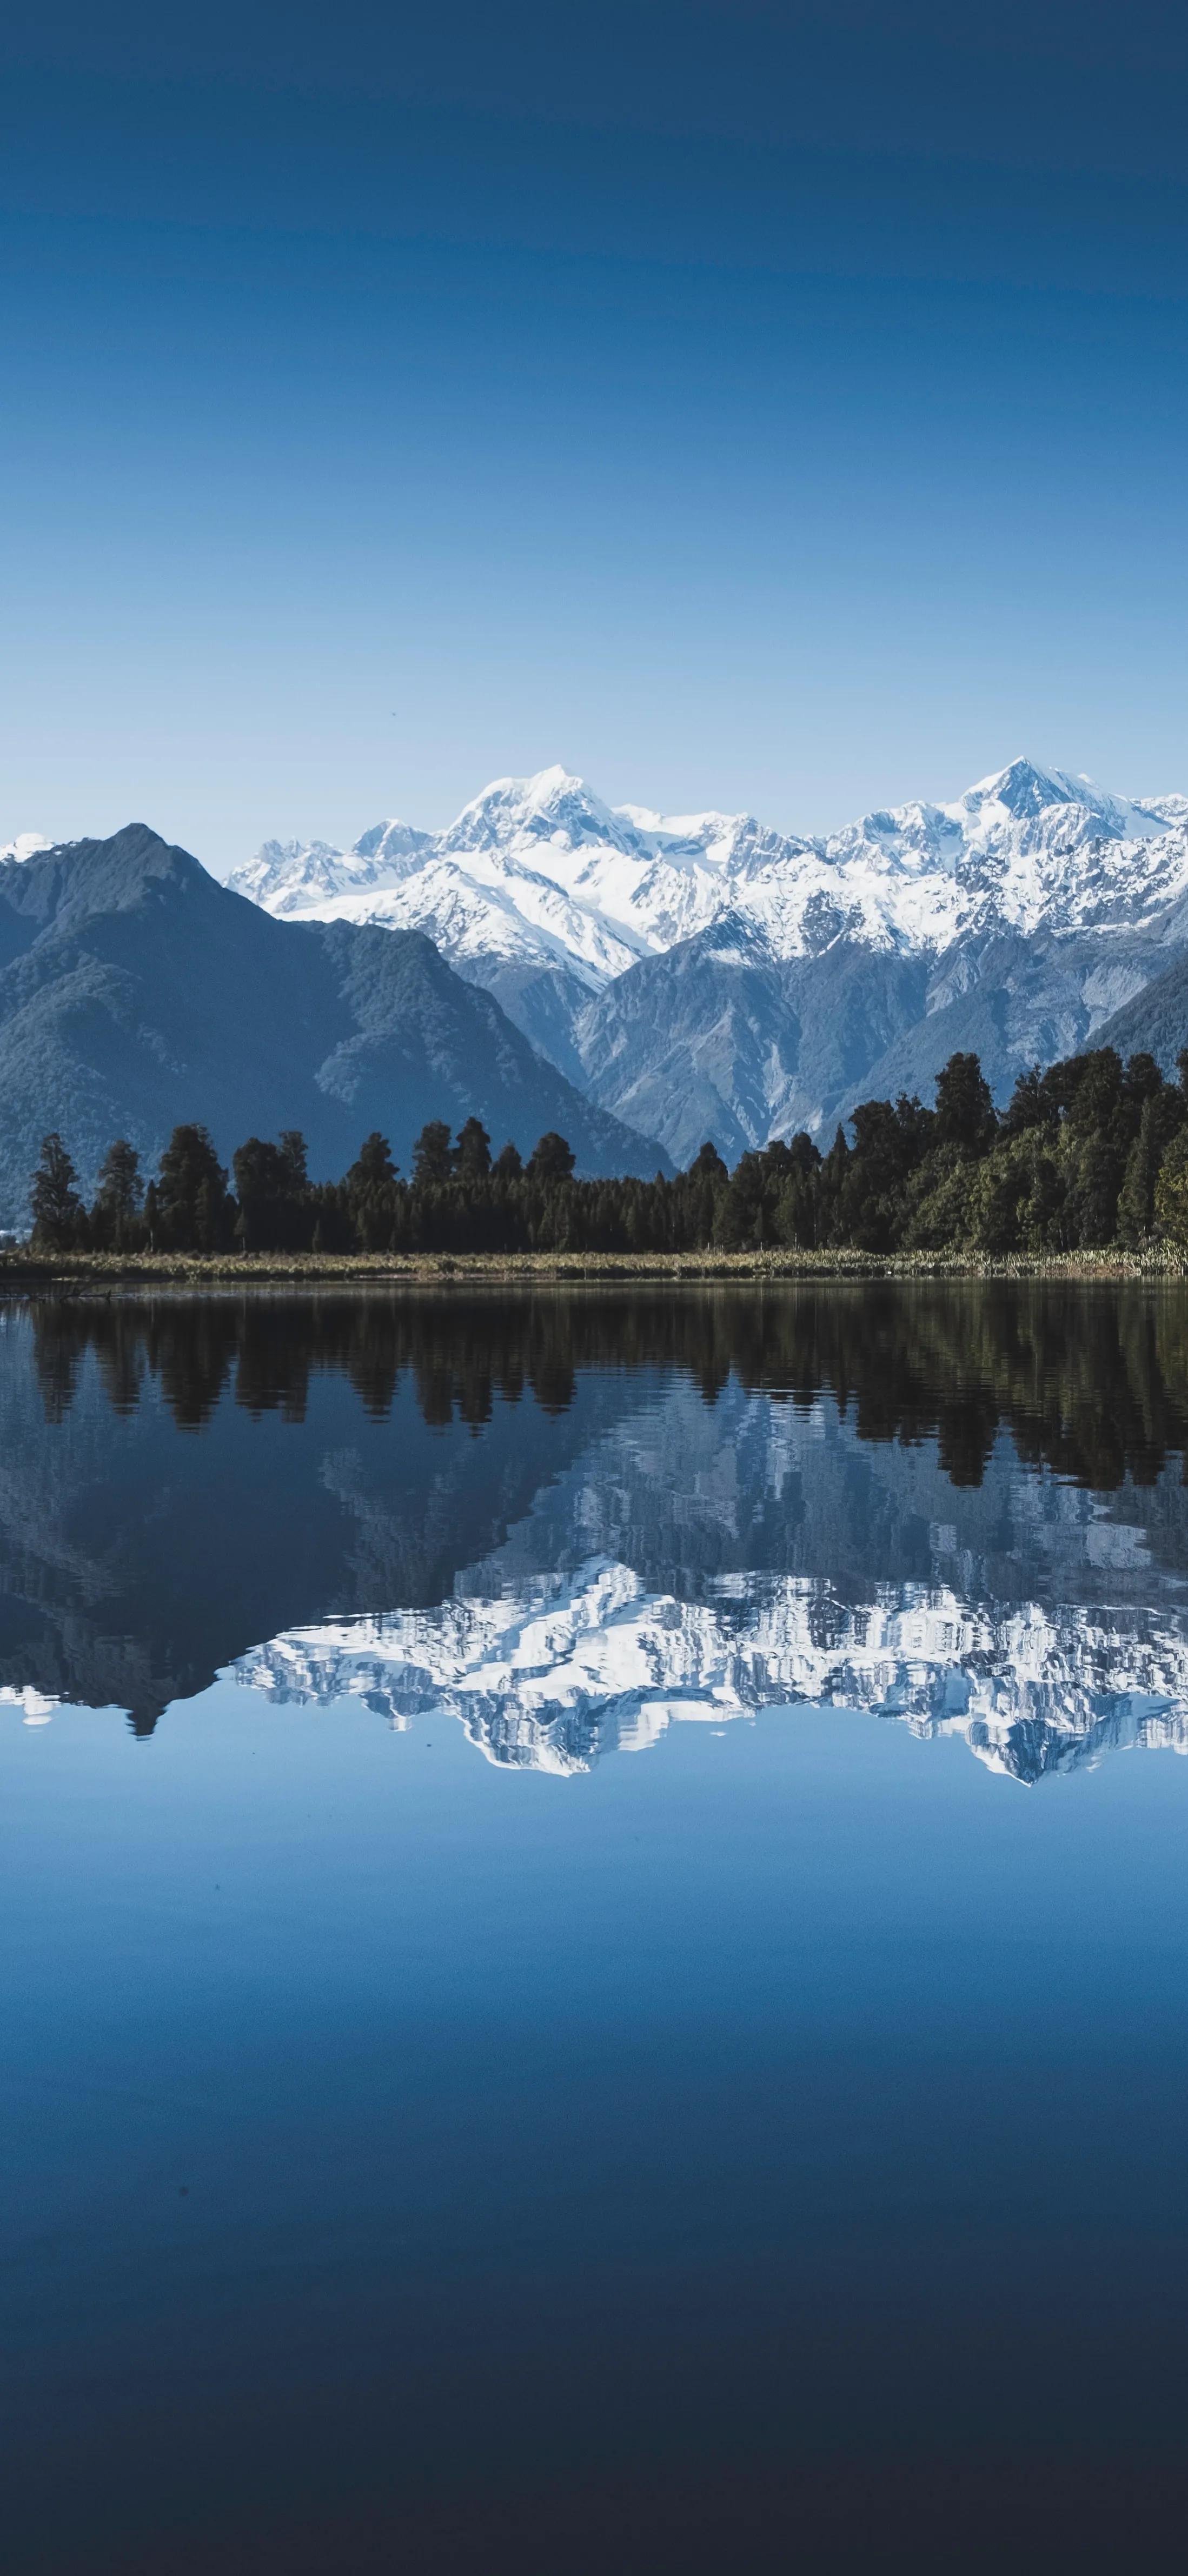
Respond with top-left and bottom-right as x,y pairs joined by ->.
4,1282 -> 1188,2572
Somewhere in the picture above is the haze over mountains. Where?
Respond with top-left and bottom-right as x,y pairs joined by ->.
233,758 -> 1188,1163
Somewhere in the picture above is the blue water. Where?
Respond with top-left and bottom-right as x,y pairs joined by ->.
4,1287 -> 1188,2570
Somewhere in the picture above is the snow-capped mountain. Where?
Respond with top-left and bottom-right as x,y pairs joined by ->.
228,759 -> 1188,1157
232,757 -> 1188,984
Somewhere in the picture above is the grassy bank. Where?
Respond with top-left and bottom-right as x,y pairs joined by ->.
4,1246 -> 1188,1287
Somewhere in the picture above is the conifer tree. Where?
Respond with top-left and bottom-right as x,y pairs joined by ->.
91,1140 -> 143,1249
527,1132 -> 575,1183
30,1133 -> 85,1252
156,1126 -> 233,1252
452,1117 -> 492,1182
412,1121 -> 453,1186
346,1131 -> 399,1251
934,1053 -> 997,1153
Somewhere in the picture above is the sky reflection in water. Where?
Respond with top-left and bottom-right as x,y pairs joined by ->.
4,1285 -> 1188,2572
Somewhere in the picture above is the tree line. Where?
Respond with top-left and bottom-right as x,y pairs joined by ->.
24,1039 -> 1188,1256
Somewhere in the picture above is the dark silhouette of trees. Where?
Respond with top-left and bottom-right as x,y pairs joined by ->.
91,1140 -> 143,1249
527,1131 -> 576,1184
344,1131 -> 399,1251
30,1282 -> 1188,1501
934,1051 -> 997,1153
156,1125 -> 234,1252
18,1039 -> 1188,1261
233,1132 -> 311,1252
30,1133 -> 86,1251
453,1117 -> 492,1182
412,1121 -> 453,1186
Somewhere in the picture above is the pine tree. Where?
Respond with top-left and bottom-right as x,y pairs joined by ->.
30,1133 -> 86,1252
156,1126 -> 233,1252
412,1121 -> 453,1187
91,1140 -> 143,1250
346,1132 -> 399,1252
278,1131 -> 308,1191
1118,1090 -> 1182,1246
452,1117 -> 492,1182
934,1053 -> 997,1154
527,1132 -> 575,1184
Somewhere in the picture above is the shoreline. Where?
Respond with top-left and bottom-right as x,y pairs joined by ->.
3,1246 -> 1188,1286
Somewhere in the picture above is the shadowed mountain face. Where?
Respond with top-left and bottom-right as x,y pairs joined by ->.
572,926 -> 932,1164
1094,942 -> 1188,1071
572,916 -> 1186,1165
5,1283 -> 1188,1779
0,827 -> 667,1220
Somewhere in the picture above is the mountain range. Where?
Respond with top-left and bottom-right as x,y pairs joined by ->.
0,824 -> 666,1222
7,755 -> 1188,1206
232,758 -> 1188,1163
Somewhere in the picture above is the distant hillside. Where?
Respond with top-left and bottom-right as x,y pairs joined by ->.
0,826 -> 669,1223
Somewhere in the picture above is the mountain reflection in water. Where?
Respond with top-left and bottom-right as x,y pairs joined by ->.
5,1282 -> 1188,1781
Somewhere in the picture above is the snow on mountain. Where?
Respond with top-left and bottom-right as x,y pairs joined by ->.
0,833 -> 51,864
228,827 -> 431,912
229,758 -> 1188,997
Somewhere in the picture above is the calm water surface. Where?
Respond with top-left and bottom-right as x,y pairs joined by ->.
4,1283 -> 1188,2571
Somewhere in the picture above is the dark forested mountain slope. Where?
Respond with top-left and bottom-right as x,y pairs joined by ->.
0,827 -> 668,1220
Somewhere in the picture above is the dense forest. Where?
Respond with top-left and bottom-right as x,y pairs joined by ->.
22,1038 -> 1188,1256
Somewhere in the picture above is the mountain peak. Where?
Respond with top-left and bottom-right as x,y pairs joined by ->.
442,766 -> 633,857
965,756 -> 1084,818
233,754 -> 1188,1021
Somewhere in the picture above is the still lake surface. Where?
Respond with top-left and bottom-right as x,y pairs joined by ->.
4,1282 -> 1188,2571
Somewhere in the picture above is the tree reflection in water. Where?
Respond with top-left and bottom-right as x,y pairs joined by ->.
3,1283 -> 1188,1756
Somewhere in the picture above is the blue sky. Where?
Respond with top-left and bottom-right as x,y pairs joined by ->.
2,1 -> 1187,870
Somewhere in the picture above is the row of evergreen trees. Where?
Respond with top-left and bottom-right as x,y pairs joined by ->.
24,1040 -> 1188,1256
